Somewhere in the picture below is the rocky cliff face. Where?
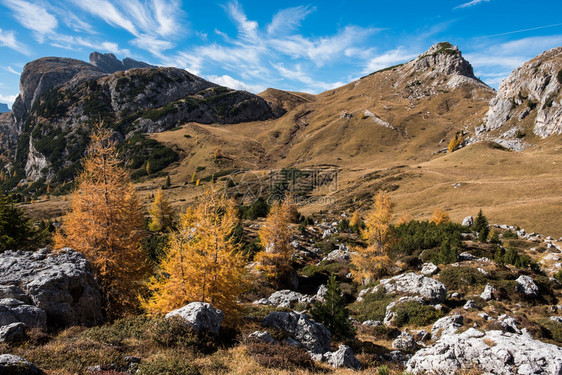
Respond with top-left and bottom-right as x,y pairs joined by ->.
480,46 -> 562,138
391,42 -> 493,100
1,53 -> 280,187
89,52 -> 155,74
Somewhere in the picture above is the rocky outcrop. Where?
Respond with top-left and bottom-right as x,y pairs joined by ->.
431,314 -> 463,339
265,290 -> 314,308
373,272 -> 447,303
165,302 -> 224,335
0,354 -> 44,374
406,328 -> 562,374
393,42 -> 492,99
481,47 -> 562,138
89,52 -> 155,74
325,345 -> 361,369
262,311 -> 331,354
392,331 -> 417,351
0,248 -> 102,329
516,275 -> 539,297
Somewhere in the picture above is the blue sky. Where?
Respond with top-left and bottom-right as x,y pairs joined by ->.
1,0 -> 562,108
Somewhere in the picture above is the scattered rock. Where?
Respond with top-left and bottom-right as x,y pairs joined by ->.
462,216 -> 473,227
411,329 -> 431,342
165,302 -> 224,335
420,263 -> 439,276
248,330 -> 276,344
432,314 -> 463,339
0,354 -> 43,374
550,316 -> 562,323
0,322 -> 27,344
407,328 -> 562,374
516,275 -> 539,297
362,320 -> 382,327
392,331 -> 417,351
498,315 -> 521,334
480,284 -> 497,301
463,300 -> 478,310
262,311 -> 331,354
325,345 -> 361,369
375,272 -> 447,303
267,290 -> 313,308
459,252 -> 477,261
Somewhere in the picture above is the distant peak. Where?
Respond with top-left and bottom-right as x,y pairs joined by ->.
423,42 -> 460,56
89,52 -> 155,74
413,42 -> 475,78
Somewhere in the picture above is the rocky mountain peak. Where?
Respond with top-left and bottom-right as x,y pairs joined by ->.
480,46 -> 562,138
413,42 -> 475,77
89,52 -> 155,74
11,57 -> 104,123
0,103 -> 9,113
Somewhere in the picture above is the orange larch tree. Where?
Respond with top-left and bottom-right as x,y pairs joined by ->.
256,197 -> 295,285
143,191 -> 247,318
54,122 -> 147,319
351,190 -> 395,284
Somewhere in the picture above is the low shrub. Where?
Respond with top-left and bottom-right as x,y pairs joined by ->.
439,266 -> 487,292
247,342 -> 316,371
392,301 -> 443,327
351,289 -> 394,322
137,353 -> 201,375
537,319 -> 562,345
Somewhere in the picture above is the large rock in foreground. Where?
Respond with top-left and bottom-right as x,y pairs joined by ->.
0,248 -> 102,329
406,328 -> 562,374
262,311 -> 331,354
165,302 -> 224,335
0,354 -> 44,374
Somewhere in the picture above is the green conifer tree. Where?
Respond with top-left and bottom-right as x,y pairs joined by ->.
310,274 -> 355,339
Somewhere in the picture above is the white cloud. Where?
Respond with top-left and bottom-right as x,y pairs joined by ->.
2,0 -> 58,41
5,66 -> 21,75
68,0 -> 184,56
131,34 -> 173,56
272,63 -> 345,92
267,5 -> 315,36
206,74 -> 265,93
454,0 -> 491,9
0,94 -> 18,107
364,47 -> 418,73
70,0 -> 138,35
224,1 -> 259,43
0,28 -> 30,55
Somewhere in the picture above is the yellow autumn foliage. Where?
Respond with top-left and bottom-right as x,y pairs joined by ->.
143,191 -> 248,318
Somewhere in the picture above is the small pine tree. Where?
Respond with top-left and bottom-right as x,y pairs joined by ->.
0,194 -> 34,251
310,274 -> 355,339
148,189 -> 175,232
164,175 -> 171,189
474,209 -> 489,242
